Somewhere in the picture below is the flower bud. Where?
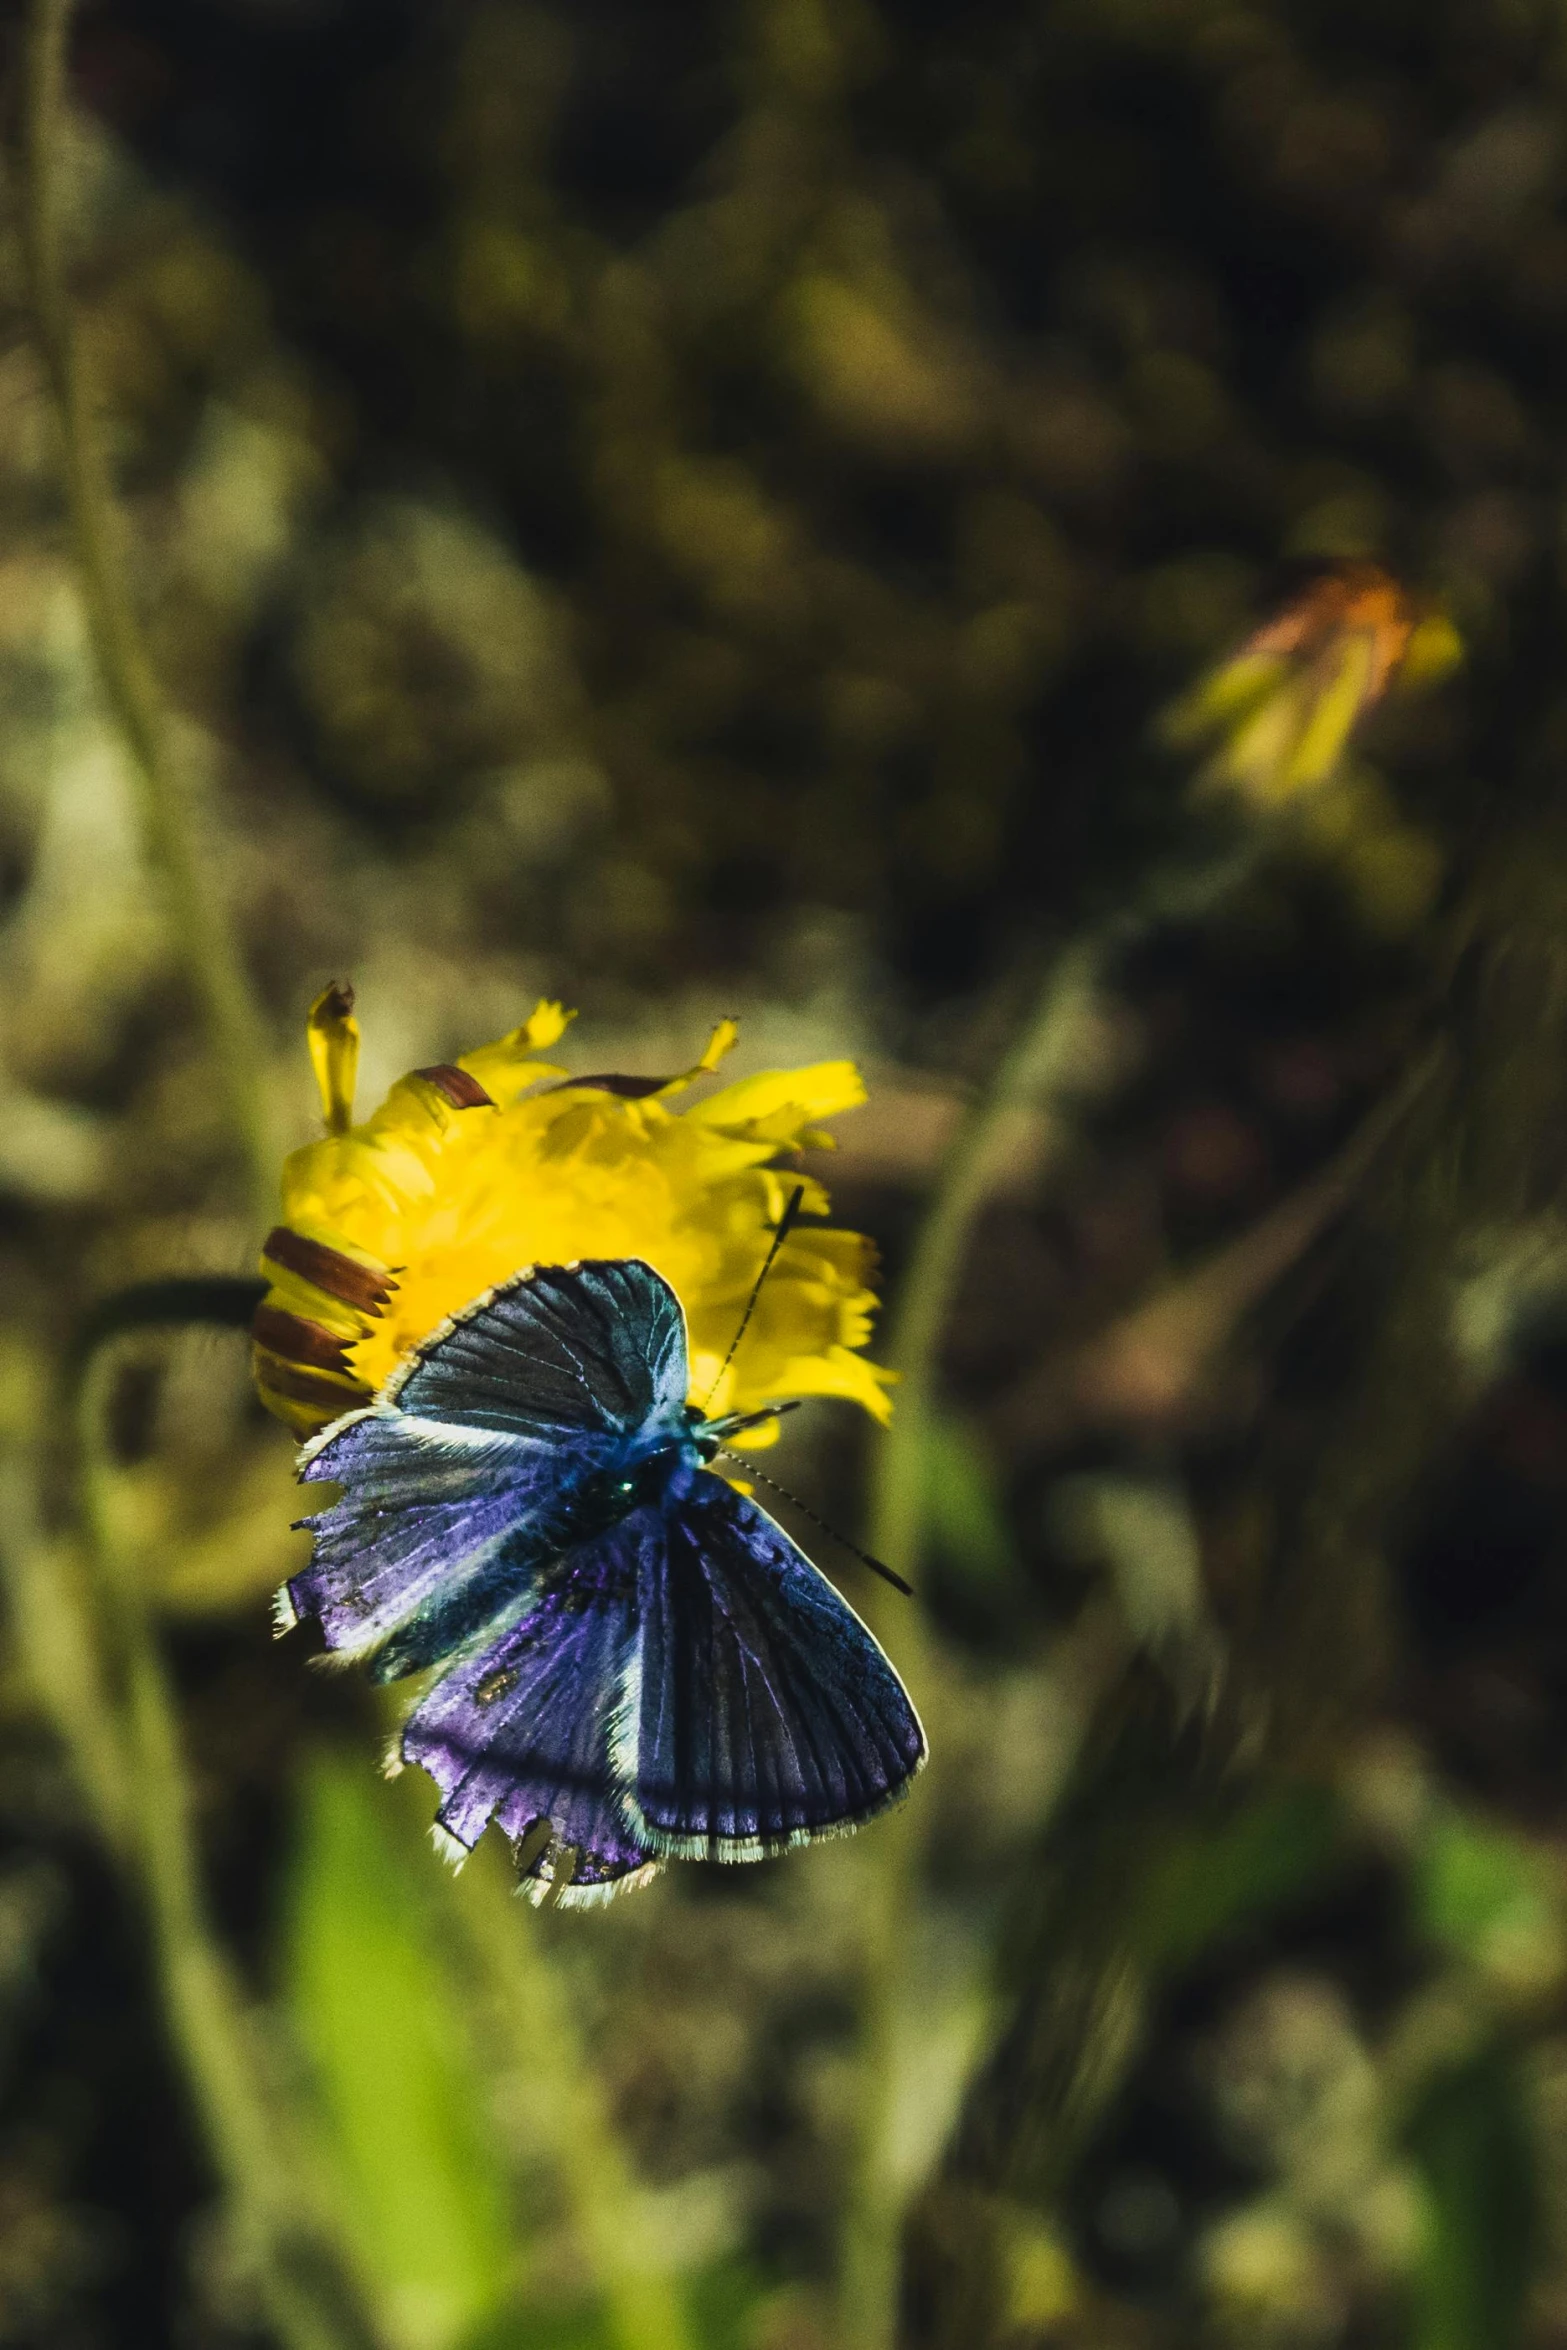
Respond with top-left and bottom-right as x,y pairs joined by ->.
1164,564 -> 1460,810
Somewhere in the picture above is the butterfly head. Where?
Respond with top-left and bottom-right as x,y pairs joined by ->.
562,1405 -> 800,1548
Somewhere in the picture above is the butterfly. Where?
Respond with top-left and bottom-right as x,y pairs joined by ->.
276,1255 -> 926,1907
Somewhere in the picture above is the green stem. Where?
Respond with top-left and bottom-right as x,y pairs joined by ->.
869,940 -> 1104,1582
74,1360 -> 385,2350
837,843 -> 1260,2350
836,942 -> 1103,2350
869,835 -> 1261,1580
19,0 -> 272,1225
432,1828 -> 697,2350
0,1448 -> 132,1859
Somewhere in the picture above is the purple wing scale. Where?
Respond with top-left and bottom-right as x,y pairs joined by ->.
630,1481 -> 926,1860
283,1257 -> 688,1682
283,1253 -> 926,1902
386,1258 -> 688,1436
398,1511 -> 663,1907
288,1409 -> 611,1676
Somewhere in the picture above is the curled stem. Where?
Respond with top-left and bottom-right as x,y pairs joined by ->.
73,1357 -> 385,2350
19,0 -> 272,1223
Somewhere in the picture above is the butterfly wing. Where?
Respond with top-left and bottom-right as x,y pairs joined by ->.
629,1478 -> 926,1860
398,1510 -> 662,1907
285,1258 -> 690,1680
287,1409 -> 581,1676
385,1257 -> 689,1436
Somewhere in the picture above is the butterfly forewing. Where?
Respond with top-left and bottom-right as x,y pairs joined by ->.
388,1258 -> 689,1437
289,1258 -> 688,1675
290,1412 -> 579,1666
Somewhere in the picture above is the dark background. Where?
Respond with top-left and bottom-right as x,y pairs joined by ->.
2,1 -> 1567,2344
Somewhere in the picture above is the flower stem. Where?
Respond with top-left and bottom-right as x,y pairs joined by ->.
19,0 -> 272,1225
869,941 -> 1104,1583
72,1359 -> 386,2350
432,1830 -> 697,2350
836,943 -> 1103,2350
0,1446 -> 132,1860
837,842 -> 1259,2349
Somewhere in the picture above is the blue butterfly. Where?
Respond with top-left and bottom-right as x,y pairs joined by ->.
277,1257 -> 926,1907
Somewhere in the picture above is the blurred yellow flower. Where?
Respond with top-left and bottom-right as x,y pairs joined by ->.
1164,563 -> 1461,809
252,990 -> 891,1440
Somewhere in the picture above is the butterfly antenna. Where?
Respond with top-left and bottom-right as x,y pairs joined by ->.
699,1183 -> 806,1410
718,1454 -> 914,1598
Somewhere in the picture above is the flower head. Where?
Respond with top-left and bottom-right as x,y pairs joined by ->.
1163,563 -> 1460,811
253,990 -> 891,1441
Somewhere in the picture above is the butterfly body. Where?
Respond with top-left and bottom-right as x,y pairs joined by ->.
280,1258 -> 925,1906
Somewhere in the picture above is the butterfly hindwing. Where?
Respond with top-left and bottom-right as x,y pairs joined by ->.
630,1480 -> 927,1860
398,1509 -> 663,1906
286,1258 -> 690,1679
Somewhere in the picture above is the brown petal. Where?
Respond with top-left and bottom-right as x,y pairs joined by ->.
261,1229 -> 396,1314
252,1305 -> 354,1374
413,1065 -> 495,1109
542,1072 -> 670,1098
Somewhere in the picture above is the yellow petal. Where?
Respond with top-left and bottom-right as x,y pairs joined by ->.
1284,634 -> 1377,790
1399,611 -> 1463,689
770,1347 -> 896,1423
524,999 -> 572,1050
1162,652 -> 1285,746
458,1000 -> 576,1106
691,1060 -> 867,1139
701,1016 -> 741,1069
306,983 -> 360,1135
653,1015 -> 743,1098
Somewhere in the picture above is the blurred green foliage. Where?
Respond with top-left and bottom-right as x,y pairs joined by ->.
1132,1785 -> 1346,1975
286,1758 -> 516,2350
5,1 -> 1567,2347
1407,2053 -> 1537,2350
920,1412 -> 1023,1595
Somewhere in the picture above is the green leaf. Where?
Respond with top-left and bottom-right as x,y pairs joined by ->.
1406,2051 -> 1537,2350
285,1754 -> 517,2350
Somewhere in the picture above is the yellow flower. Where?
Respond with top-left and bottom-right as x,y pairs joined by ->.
252,988 -> 892,1441
1163,563 -> 1461,810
